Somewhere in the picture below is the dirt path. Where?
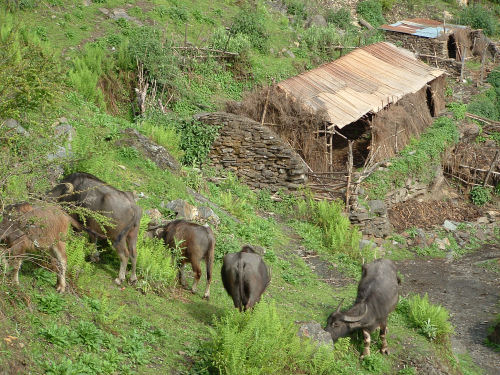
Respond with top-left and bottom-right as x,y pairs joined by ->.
396,244 -> 500,375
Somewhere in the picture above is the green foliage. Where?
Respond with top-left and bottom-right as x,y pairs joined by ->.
209,26 -> 252,54
406,294 -> 453,341
366,117 -> 459,199
231,6 -> 269,52
379,0 -> 397,11
467,88 -> 499,121
469,186 -> 492,206
178,119 -> 221,166
447,102 -> 467,120
300,25 -> 341,59
325,7 -> 352,29
362,353 -> 390,373
196,301 -> 354,375
0,12 -> 61,118
284,0 -> 308,20
36,292 -> 65,315
136,217 -> 177,294
66,231 -> 95,280
456,4 -> 498,36
356,0 -> 385,27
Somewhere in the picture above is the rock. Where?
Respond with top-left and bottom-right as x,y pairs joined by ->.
2,118 -> 28,135
99,7 -> 109,16
47,145 -> 72,160
305,15 -> 327,28
197,206 -> 220,227
476,216 -> 489,225
366,200 -> 386,216
145,208 -> 162,224
435,237 -> 450,250
486,211 -> 499,222
285,50 -> 296,59
117,128 -> 181,171
165,199 -> 198,221
54,123 -> 76,142
443,220 -> 457,232
460,122 -> 480,140
359,239 -> 377,250
429,165 -> 445,196
296,321 -> 333,349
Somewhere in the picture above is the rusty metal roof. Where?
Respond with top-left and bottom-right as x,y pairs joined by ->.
380,18 -> 465,38
276,42 -> 444,129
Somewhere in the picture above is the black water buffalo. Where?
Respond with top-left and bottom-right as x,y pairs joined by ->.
49,172 -> 142,285
221,245 -> 271,311
325,258 -> 400,358
157,219 -> 215,299
0,203 -> 84,293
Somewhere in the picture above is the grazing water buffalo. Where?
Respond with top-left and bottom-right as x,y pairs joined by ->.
49,172 -> 142,285
158,219 -> 215,299
221,245 -> 271,311
325,258 -> 400,358
0,203 -> 82,293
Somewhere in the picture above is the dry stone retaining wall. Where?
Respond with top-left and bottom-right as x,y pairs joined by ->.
195,112 -> 307,192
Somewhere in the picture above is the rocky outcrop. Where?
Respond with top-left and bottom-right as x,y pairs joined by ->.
350,199 -> 393,238
196,112 -> 307,192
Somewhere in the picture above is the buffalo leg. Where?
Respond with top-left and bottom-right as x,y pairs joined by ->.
127,225 -> 139,284
114,240 -> 129,285
11,256 -> 23,285
178,263 -> 187,288
380,322 -> 389,355
361,329 -> 371,359
52,242 -> 67,293
191,261 -> 202,294
203,254 -> 213,300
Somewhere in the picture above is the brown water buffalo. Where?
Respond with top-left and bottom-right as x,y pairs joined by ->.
221,245 -> 271,311
156,219 -> 215,299
325,258 -> 400,358
0,203 -> 82,292
49,172 -> 142,285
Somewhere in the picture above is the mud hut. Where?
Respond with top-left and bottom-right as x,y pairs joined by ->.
229,42 -> 446,175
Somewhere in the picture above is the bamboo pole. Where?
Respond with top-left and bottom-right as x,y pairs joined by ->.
483,150 -> 500,187
345,140 -> 354,212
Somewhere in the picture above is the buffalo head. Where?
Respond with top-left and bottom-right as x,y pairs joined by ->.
325,299 -> 368,342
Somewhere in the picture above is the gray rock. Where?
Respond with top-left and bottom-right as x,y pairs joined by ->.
366,200 -> 386,215
285,50 -> 295,59
145,208 -> 162,224
3,118 -> 28,135
197,206 -> 220,227
296,321 -> 333,349
443,220 -> 457,231
305,15 -> 327,28
476,216 -> 489,224
359,239 -> 377,250
54,123 -> 76,142
165,199 -> 198,221
47,145 -> 72,160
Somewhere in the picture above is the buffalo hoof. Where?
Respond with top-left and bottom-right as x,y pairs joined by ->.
114,278 -> 123,286
129,276 -> 138,285
380,348 -> 389,355
56,285 -> 65,293
203,294 -> 210,301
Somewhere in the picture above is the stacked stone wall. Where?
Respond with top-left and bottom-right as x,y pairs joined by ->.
196,112 -> 307,192
385,32 -> 448,57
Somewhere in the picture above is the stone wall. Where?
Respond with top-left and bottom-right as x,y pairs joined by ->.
385,31 -> 448,58
195,112 -> 307,192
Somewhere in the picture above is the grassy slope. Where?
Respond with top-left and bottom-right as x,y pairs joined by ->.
0,0 -> 493,374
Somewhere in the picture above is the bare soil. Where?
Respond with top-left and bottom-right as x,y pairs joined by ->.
389,199 -> 482,231
396,244 -> 500,375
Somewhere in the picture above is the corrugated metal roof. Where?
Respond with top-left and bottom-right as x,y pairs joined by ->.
380,18 -> 466,38
276,42 -> 444,129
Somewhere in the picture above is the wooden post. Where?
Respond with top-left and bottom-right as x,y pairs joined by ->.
345,140 -> 354,212
460,45 -> 467,81
480,49 -> 487,85
260,86 -> 270,126
483,150 -> 500,187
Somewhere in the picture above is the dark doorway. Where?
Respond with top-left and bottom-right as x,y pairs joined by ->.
447,34 -> 457,59
426,86 -> 435,117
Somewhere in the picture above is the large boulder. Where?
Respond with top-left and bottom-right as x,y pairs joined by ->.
305,15 -> 327,28
164,199 -> 198,221
296,321 -> 333,349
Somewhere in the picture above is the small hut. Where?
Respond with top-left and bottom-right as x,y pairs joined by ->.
231,42 -> 446,174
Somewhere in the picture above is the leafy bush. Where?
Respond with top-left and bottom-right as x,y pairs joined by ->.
406,294 -> 453,341
196,301 -> 353,375
467,95 -> 498,121
456,4 -> 498,36
209,27 -> 252,54
138,110 -> 183,160
300,25 -> 341,59
36,292 -> 65,315
326,7 -> 352,29
284,0 -> 308,20
0,12 -> 61,118
178,119 -> 221,166
356,0 -> 385,27
379,0 -> 397,11
66,231 -> 95,280
447,102 -> 467,120
231,6 -> 269,52
470,186 -> 492,206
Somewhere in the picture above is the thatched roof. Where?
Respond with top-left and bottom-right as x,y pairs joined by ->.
276,42 -> 444,129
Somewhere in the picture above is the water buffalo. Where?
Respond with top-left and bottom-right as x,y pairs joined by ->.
221,245 -> 271,311
325,258 -> 400,358
0,203 -> 82,292
49,172 -> 142,285
158,219 -> 215,299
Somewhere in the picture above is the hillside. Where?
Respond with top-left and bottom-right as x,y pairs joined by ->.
0,1 -> 499,374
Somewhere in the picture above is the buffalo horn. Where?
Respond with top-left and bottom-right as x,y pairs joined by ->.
342,304 -> 368,323
62,182 -> 74,194
335,298 -> 344,313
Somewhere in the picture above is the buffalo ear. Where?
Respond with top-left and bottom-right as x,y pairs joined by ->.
361,264 -> 367,278
335,298 -> 344,313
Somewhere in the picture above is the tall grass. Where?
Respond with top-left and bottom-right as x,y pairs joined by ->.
196,301 -> 357,375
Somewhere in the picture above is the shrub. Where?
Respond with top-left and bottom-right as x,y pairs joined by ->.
456,4 -> 498,36
196,301 -> 351,375
470,186 -> 492,206
356,0 -> 385,28
231,6 -> 269,52
447,102 -> 467,120
379,0 -> 397,11
300,25 -> 341,59
209,27 -> 252,55
284,0 -> 308,20
407,294 -> 453,341
136,217 -> 177,293
138,110 -> 183,160
178,119 -> 221,166
66,230 -> 95,281
36,292 -> 65,315
326,7 -> 352,29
